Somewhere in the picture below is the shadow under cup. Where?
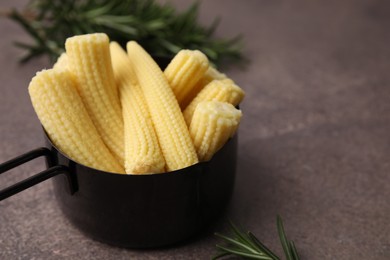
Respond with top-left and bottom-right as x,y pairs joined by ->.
47,132 -> 237,248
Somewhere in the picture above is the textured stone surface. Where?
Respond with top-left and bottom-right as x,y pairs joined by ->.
1,0 -> 390,259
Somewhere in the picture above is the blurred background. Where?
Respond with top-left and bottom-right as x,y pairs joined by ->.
1,0 -> 389,259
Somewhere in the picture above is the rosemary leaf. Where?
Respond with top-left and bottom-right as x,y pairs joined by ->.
230,222 -> 267,255
277,215 -> 294,260
5,0 -> 245,66
248,232 -> 280,260
215,232 -> 264,255
214,216 -> 301,260
289,241 -> 300,260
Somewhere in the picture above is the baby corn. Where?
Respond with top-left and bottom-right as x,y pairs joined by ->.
189,101 -> 242,161
110,42 -> 165,174
195,66 -> 228,90
53,53 -> 68,70
29,69 -> 124,173
204,66 -> 228,83
185,66 -> 228,108
65,33 -> 124,164
183,79 -> 245,125
127,41 -> 199,171
164,50 -> 209,109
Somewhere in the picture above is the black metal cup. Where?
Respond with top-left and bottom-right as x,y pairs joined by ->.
0,57 -> 238,248
0,131 -> 237,248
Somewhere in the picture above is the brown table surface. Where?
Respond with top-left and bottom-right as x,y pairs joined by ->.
1,0 -> 389,259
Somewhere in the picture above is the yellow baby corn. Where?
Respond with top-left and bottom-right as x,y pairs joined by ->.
28,69 -> 124,173
185,66 -> 228,108
126,41 -> 199,171
198,66 -> 228,88
53,53 -> 68,70
164,50 -> 209,109
183,79 -> 245,125
65,33 -> 124,164
189,101 -> 242,161
110,42 -> 165,174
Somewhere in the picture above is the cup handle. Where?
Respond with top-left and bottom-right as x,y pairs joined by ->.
0,147 -> 77,201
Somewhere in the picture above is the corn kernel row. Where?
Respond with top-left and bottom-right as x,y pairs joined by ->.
110,42 -> 165,174
65,33 -> 125,163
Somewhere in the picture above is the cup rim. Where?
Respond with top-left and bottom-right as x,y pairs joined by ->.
43,128 -> 227,177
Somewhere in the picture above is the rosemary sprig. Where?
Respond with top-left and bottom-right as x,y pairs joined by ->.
3,0 -> 244,66
214,216 -> 300,260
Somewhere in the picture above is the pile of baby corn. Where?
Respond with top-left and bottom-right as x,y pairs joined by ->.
28,33 -> 244,174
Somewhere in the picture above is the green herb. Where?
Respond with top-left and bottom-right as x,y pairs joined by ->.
214,216 -> 300,260
3,0 -> 244,66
